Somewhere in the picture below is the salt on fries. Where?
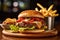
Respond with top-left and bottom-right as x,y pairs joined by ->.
35,3 -> 59,17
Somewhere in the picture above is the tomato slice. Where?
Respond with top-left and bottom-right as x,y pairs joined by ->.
29,18 -> 35,23
35,18 -> 42,21
17,17 -> 24,22
36,18 -> 40,21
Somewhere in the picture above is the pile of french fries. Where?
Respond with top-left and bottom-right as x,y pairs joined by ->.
35,3 -> 59,17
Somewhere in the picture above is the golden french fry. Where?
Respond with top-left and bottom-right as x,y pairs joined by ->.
49,10 -> 53,12
49,13 -> 53,16
51,10 -> 57,14
54,14 -> 59,16
39,9 -> 43,12
48,4 -> 54,11
39,8 -> 48,17
37,3 -> 44,9
52,13 -> 59,16
44,12 -> 48,16
39,10 -> 42,12
36,3 -> 59,17
35,7 -> 39,11
40,8 -> 47,12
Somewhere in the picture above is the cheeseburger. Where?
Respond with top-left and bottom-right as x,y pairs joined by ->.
2,10 -> 47,33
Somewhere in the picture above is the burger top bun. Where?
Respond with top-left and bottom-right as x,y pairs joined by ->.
18,10 -> 44,18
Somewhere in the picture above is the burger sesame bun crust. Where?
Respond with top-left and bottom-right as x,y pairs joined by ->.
18,10 -> 44,18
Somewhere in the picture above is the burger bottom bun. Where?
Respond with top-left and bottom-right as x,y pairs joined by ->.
2,29 -> 58,37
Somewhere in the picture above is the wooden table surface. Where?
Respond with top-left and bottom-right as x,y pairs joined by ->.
0,22 -> 60,40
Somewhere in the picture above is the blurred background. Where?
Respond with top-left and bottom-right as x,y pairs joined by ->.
0,0 -> 60,23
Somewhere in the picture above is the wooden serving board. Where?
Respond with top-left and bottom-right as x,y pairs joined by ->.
2,29 -> 58,37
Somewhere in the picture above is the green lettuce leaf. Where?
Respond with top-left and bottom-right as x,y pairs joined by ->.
9,25 -> 19,32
